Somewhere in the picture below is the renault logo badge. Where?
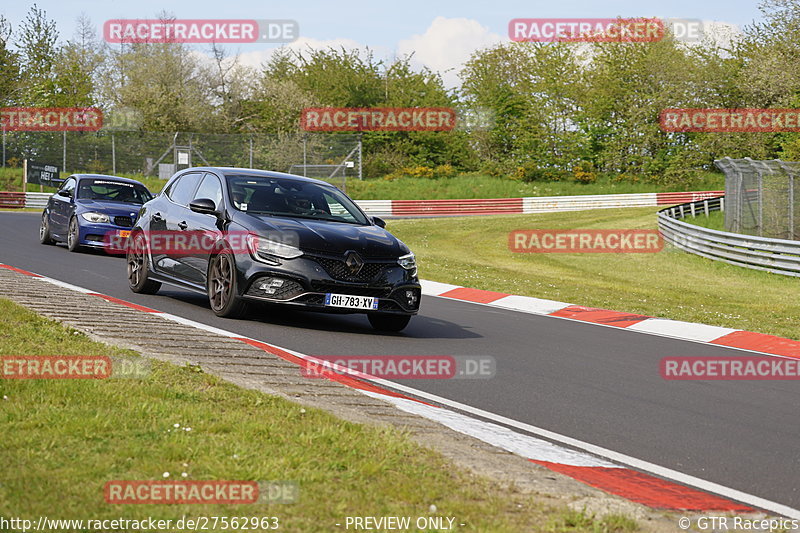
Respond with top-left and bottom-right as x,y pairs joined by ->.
344,252 -> 363,275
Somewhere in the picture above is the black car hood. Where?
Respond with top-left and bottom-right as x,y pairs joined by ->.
240,214 -> 408,258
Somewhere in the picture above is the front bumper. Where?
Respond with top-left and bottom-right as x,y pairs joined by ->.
78,222 -> 135,250
237,252 -> 421,315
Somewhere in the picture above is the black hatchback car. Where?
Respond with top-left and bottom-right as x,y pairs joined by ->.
126,167 -> 420,331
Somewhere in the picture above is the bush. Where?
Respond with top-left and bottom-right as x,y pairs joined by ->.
363,149 -> 409,179
480,159 -> 504,177
514,161 -> 567,182
572,161 -> 597,184
433,164 -> 457,178
401,165 -> 436,179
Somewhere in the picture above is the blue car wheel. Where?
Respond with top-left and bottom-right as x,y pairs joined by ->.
67,216 -> 83,253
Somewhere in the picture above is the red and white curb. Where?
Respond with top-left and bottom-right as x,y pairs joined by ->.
421,280 -> 800,360
1,262 -> 797,518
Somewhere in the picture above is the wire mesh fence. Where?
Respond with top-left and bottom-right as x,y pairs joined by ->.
715,157 -> 800,240
0,130 -> 361,191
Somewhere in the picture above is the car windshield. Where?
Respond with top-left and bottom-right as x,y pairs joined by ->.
77,179 -> 153,204
226,174 -> 368,225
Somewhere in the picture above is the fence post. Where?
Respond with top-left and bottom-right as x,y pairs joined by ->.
704,199 -> 709,216
249,137 -> 253,168
757,169 -> 763,237
358,133 -> 363,180
2,127 -> 5,167
62,131 -> 67,172
789,173 -> 795,240
302,134 -> 307,176
690,203 -> 695,217
111,133 -> 116,174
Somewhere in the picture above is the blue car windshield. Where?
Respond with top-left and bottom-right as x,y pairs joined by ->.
77,179 -> 153,204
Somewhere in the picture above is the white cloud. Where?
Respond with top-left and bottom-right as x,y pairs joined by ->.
233,37 -> 378,71
397,17 -> 505,88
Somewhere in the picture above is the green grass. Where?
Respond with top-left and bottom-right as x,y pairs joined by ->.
0,298 -> 638,532
0,166 -> 723,200
342,172 -> 724,200
683,210 -> 726,231
387,207 -> 800,341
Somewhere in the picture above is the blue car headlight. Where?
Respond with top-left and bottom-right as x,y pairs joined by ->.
80,212 -> 110,223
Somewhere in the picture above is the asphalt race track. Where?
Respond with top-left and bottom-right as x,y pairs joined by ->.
2,211 -> 798,511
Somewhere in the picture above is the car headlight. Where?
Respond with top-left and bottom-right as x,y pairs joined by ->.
397,252 -> 416,272
247,234 -> 303,262
80,212 -> 110,223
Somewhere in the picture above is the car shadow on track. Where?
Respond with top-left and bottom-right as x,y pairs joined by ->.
157,290 -> 480,339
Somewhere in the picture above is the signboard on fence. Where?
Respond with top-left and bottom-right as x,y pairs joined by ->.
25,160 -> 61,188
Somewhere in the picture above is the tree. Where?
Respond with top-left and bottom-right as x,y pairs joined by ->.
16,5 -> 59,106
0,15 -> 20,105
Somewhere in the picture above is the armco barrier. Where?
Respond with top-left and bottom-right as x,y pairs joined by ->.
24,192 -> 52,209
0,192 -> 26,208
364,191 -> 722,217
1,190 -> 722,215
658,195 -> 800,277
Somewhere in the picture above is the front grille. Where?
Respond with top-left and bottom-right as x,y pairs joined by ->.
309,255 -> 393,282
114,216 -> 134,227
310,282 -> 391,298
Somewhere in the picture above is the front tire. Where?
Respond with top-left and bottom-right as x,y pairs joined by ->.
368,313 -> 411,332
207,249 -> 248,318
67,217 -> 83,252
39,214 -> 54,245
127,233 -> 161,294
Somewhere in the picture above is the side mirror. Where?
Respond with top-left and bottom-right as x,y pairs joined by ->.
189,198 -> 218,215
57,190 -> 71,198
372,216 -> 386,228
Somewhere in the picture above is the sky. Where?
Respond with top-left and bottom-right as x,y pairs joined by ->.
1,0 -> 766,87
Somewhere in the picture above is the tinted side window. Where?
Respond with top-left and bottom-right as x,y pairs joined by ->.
59,177 -> 76,197
193,173 -> 223,209
167,173 -> 201,206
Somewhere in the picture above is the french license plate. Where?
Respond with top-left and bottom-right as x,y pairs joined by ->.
324,293 -> 378,310
118,230 -> 131,238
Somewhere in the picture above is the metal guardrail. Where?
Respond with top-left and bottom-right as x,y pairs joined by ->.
24,192 -> 52,209
658,195 -> 800,277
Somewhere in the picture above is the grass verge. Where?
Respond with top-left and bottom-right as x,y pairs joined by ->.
0,298 -> 637,532
387,207 -> 800,341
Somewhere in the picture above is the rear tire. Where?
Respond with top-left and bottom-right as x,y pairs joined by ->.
207,249 -> 248,318
39,214 -> 54,245
368,313 -> 411,332
66,217 -> 83,252
127,233 -> 161,294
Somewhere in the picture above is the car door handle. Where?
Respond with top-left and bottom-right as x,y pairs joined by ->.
152,213 -> 164,222
178,221 -> 188,230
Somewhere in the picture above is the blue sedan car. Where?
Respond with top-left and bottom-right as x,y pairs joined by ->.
39,174 -> 154,253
